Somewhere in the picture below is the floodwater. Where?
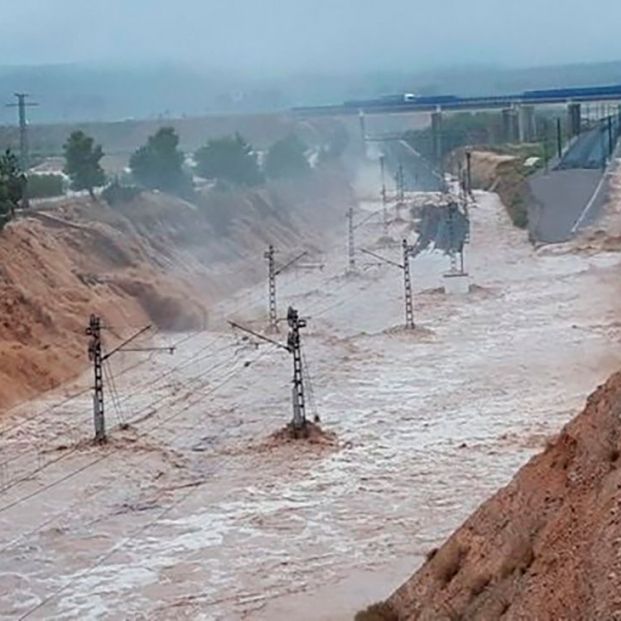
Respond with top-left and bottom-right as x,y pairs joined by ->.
1,191 -> 621,620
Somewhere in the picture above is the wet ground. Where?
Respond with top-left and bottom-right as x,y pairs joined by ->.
1,191 -> 621,620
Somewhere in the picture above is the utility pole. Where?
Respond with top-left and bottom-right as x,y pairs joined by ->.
264,245 -> 278,332
379,155 -> 389,238
360,240 -> 415,330
556,117 -> 563,159
85,316 -> 173,444
402,239 -> 414,330
6,93 -> 38,172
264,245 -> 308,333
396,163 -> 405,204
379,154 -> 387,201
447,204 -> 458,274
608,114 -> 614,158
447,202 -> 467,275
347,206 -> 356,271
359,109 -> 367,158
395,162 -> 406,220
86,315 -> 105,443
465,151 -> 473,197
542,119 -> 550,175
229,305 -> 313,438
287,306 -> 308,435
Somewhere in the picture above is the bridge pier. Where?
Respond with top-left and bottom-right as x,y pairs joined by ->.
518,105 -> 537,142
502,108 -> 519,143
567,102 -> 582,137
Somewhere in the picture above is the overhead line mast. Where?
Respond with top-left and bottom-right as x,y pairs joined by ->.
86,315 -> 174,443
230,304 -> 314,437
360,239 -> 415,330
264,245 -> 308,333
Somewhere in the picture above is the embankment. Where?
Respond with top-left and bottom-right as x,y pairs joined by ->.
375,371 -> 621,620
450,149 -> 534,230
0,168 -> 353,411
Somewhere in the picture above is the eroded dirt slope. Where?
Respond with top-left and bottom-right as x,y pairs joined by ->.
388,371 -> 621,621
0,170 -> 352,411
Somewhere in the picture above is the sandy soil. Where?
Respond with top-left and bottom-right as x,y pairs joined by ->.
1,187 -> 621,620
0,171 -> 350,413
0,196 -> 208,411
388,370 -> 621,620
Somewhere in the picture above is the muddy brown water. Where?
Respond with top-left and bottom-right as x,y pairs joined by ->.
1,192 -> 621,620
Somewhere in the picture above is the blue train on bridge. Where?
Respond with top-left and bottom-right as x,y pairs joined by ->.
298,84 -> 621,116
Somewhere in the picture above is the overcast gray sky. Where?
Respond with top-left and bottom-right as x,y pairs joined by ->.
1,0 -> 620,73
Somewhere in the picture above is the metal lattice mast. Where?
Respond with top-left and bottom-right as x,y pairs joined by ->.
264,245 -> 278,332
287,307 -> 307,434
448,204 -> 459,273
396,163 -> 406,220
465,150 -> 473,197
347,206 -> 356,270
229,309 -> 314,437
359,244 -> 416,331
85,317 -> 171,444
380,155 -> 389,237
402,239 -> 415,330
86,314 -> 106,443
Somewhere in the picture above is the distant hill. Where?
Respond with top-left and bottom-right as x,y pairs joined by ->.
1,60 -> 620,125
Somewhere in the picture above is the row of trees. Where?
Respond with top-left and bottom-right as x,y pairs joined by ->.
194,132 -> 311,187
0,123 -> 343,228
62,126 -> 328,199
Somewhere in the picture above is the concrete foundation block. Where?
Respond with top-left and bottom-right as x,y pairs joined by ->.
443,273 -> 470,295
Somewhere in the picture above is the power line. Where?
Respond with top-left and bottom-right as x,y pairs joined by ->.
0,344 -> 267,516
116,339 -> 240,425
112,334 -> 225,405
0,325 -> 175,443
0,334 -> 236,488
14,355 -> 285,620
0,347 -> 278,556
0,451 -> 111,516
103,360 -> 127,428
18,481 -> 202,620
0,386 -> 91,441
0,336 -> 188,475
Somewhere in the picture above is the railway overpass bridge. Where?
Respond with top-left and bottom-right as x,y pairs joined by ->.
295,83 -> 621,152
296,84 -> 621,244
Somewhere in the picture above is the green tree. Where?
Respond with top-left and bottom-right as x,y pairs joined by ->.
129,127 -> 191,195
194,133 -> 262,187
63,131 -> 106,198
0,150 -> 26,229
264,134 -> 310,180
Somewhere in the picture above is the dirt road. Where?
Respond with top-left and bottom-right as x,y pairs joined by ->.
1,190 -> 620,620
